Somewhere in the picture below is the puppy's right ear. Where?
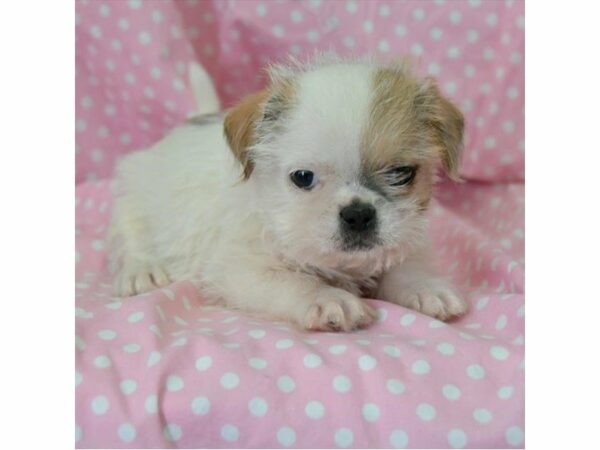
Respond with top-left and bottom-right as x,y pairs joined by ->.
223,90 -> 269,180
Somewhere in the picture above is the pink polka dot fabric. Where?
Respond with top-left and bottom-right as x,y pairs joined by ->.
75,0 -> 525,448
75,0 -> 524,184
75,179 -> 524,449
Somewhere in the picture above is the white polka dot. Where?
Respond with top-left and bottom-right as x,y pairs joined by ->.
507,86 -> 520,99
449,10 -> 462,24
503,121 -> 516,133
76,371 -> 83,387
220,372 -> 240,389
307,29 -> 320,42
416,403 -> 436,421
506,426 -> 524,446
467,364 -> 486,380
128,0 -> 142,9
428,62 -> 441,76
412,8 -> 425,20
305,400 -> 325,419
120,379 -> 137,395
430,27 -> 443,40
335,428 -> 354,448
378,40 -> 390,52
448,429 -> 468,448
147,351 -> 161,367
411,43 -> 423,56
245,327 -> 267,339
362,403 -> 380,422
484,136 -> 496,149
486,13 -> 498,26
498,385 -> 514,400
248,397 -> 268,417
118,423 -> 136,443
290,10 -> 303,22
276,339 -> 294,349
277,427 -> 296,447
75,424 -> 82,442
443,384 -> 461,400
191,396 -> 210,415
469,0 -> 482,6
346,0 -> 358,14
90,25 -> 102,39
411,359 -> 431,375
390,429 -> 409,448
383,345 -> 401,358
447,46 -> 461,59
473,408 -> 493,424
333,375 -> 351,392
329,344 -> 347,355
387,379 -> 405,395
248,357 -> 267,370
91,395 -> 109,415
76,119 -> 86,132
437,342 -> 455,355
128,311 -> 144,323
395,24 -> 407,37
94,355 -> 111,368
98,329 -> 116,340
400,313 -> 416,326
495,314 -> 508,329
429,319 -> 445,328
166,375 -> 184,392
123,343 -> 141,353
163,424 -> 182,442
145,394 -> 158,414
277,375 -> 296,393
304,353 -> 322,368
491,345 -> 510,360
256,2 -> 267,16
358,354 -> 377,371
221,424 -> 239,442
363,20 -> 373,33
138,31 -> 151,45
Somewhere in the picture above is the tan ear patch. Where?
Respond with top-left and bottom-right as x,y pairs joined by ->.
223,89 -> 270,180
223,79 -> 297,180
424,82 -> 465,180
363,67 -> 464,182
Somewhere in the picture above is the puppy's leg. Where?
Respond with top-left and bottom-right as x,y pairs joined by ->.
378,248 -> 468,321
109,202 -> 171,297
209,265 -> 377,332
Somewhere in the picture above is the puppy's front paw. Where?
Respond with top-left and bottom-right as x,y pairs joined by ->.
113,265 -> 171,297
392,281 -> 468,321
304,288 -> 377,332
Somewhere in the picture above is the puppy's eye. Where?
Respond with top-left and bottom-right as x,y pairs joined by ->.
387,166 -> 417,186
290,170 -> 317,190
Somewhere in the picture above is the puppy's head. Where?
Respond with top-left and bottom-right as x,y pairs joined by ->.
224,57 -> 464,269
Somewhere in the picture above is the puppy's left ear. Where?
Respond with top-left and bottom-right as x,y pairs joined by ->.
223,90 -> 269,180
423,81 -> 465,181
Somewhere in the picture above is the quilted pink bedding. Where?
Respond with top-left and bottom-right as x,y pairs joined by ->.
75,0 -> 524,448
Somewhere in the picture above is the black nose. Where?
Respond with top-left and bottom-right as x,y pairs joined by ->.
339,202 -> 377,232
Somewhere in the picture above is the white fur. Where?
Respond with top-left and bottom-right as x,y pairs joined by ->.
109,59 -> 467,331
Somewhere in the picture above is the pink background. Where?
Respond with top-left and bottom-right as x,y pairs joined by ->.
76,0 -> 524,184
75,1 -> 524,448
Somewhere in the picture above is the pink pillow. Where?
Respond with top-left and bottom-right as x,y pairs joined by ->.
76,0 -> 524,184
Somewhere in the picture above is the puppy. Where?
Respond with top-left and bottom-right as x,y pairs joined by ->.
109,56 -> 468,331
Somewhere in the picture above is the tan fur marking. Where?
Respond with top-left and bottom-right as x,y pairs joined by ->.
223,90 -> 270,180
223,80 -> 297,180
362,65 -> 464,206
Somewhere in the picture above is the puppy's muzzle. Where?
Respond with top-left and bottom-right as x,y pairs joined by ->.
339,202 -> 377,233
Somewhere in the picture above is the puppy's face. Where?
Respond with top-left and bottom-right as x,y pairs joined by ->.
224,60 -> 463,269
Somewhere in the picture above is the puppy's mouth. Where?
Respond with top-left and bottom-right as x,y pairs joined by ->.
337,231 -> 382,252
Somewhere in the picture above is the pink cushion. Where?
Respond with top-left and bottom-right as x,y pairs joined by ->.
75,179 -> 524,448
75,0 -> 524,184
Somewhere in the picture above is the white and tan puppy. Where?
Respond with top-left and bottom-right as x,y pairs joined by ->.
109,57 -> 468,331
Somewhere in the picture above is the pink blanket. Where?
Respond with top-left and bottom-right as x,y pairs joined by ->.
75,179 -> 524,448
75,0 -> 524,447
